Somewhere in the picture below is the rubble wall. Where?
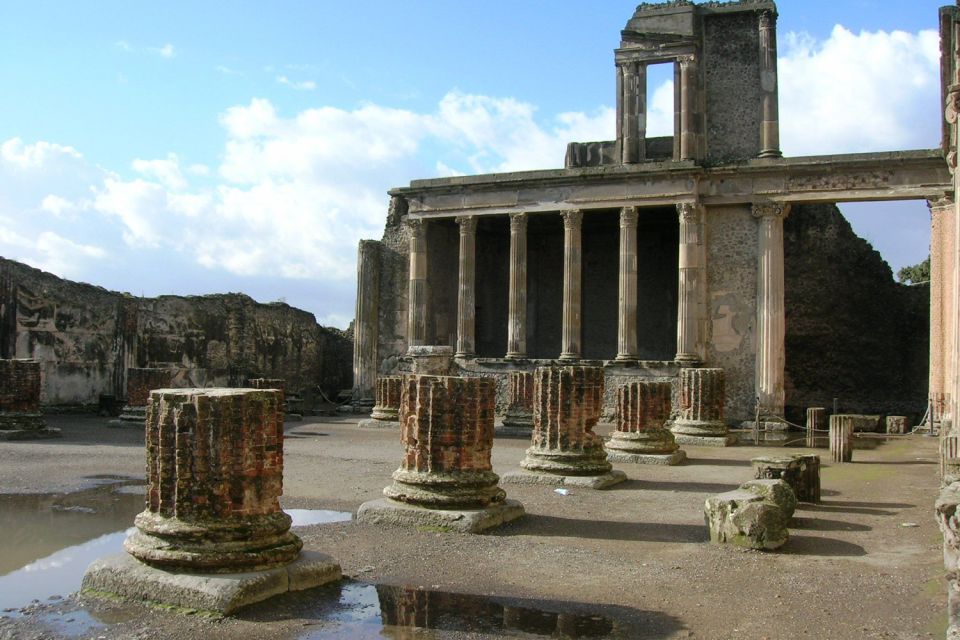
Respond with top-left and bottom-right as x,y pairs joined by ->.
0,257 -> 352,408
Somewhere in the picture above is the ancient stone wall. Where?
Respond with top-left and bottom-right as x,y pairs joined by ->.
0,257 -> 352,408
783,204 -> 929,423
374,201 -> 411,376
0,359 -> 41,413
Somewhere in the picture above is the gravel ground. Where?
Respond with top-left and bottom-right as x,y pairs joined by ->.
0,414 -> 946,639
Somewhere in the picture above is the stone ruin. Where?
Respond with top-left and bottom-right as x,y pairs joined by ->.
0,359 -> 59,440
357,374 -> 524,533
110,367 -> 172,427
606,379 -> 686,465
359,375 -> 402,429
829,414 -> 855,463
497,371 -> 534,438
83,388 -> 341,613
502,365 -> 626,489
670,368 -> 733,447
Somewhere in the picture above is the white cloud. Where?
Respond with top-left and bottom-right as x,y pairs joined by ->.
779,26 -> 940,155
40,195 -> 73,217
132,153 -> 187,191
1,137 -> 82,169
276,75 -> 317,91
156,43 -> 175,59
215,65 -> 241,76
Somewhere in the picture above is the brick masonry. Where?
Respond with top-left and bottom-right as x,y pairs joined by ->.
0,359 -> 41,413
126,368 -> 173,407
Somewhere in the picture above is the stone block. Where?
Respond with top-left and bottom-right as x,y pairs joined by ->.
791,453 -> 821,503
356,498 -> 524,534
739,479 -> 797,520
704,489 -> 788,551
751,455 -> 805,502
407,346 -> 454,375
885,415 -> 909,435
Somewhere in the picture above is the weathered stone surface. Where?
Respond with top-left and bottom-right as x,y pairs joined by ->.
356,498 -> 524,534
607,380 -> 685,465
112,368 -> 174,426
500,371 -> 534,436
885,415 -> 909,435
704,489 -> 788,551
81,550 -> 340,615
510,366 -> 622,485
806,407 -> 826,448
124,388 -> 302,572
671,368 -> 732,446
937,482 -> 960,572
739,479 -> 797,520
752,456 -> 800,493
829,414 -> 855,463
247,378 -> 285,396
370,376 -> 402,421
0,359 -> 58,439
408,345 -> 454,375
791,454 -> 821,503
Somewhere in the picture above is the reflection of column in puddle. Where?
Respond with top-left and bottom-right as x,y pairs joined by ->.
556,611 -> 615,637
376,586 -> 504,634
503,605 -> 557,634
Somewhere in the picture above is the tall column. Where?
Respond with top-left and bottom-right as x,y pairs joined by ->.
616,206 -> 639,361
619,62 -> 646,164
752,202 -> 790,417
455,216 -> 476,358
353,240 -> 380,408
758,9 -> 782,158
678,55 -> 698,161
506,213 -> 528,359
930,196 -> 956,408
560,210 -> 583,360
950,76 -> 960,430
407,219 -> 428,350
676,202 -> 703,363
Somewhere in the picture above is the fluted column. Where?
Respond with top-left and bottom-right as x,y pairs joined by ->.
407,219 -> 427,349
560,210 -> 583,360
678,55 -> 698,161
758,9 -> 782,158
676,202 -> 703,363
753,202 -> 790,417
619,62 -> 646,164
947,71 -> 960,430
616,206 -> 639,361
930,196 -> 955,407
353,240 -> 380,408
455,216 -> 476,358
506,213 -> 528,359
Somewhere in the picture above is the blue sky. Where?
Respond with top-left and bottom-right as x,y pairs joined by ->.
0,1 -> 946,327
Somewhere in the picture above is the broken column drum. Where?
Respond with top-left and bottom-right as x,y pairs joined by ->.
371,376 -> 403,422
501,371 -> 534,434
829,414 -> 854,463
124,388 -> 302,572
519,365 -> 611,476
670,368 -> 731,445
607,380 -> 686,465
383,375 -> 505,508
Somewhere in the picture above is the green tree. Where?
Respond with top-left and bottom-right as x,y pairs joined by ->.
897,255 -> 930,284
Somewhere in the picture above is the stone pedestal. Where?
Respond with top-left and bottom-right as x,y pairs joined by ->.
503,366 -> 625,489
0,359 -> 59,440
83,388 -> 340,613
886,415 -> 909,435
358,375 -> 523,533
607,380 -> 685,465
110,367 -> 172,427
498,371 -> 534,438
739,478 -> 796,520
359,376 -> 402,429
704,489 -> 788,551
408,345 -> 455,375
792,453 -> 821,503
670,368 -> 733,446
830,414 -> 854,463
806,407 -> 826,447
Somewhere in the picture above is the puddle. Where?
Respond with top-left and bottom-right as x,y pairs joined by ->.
243,582 -> 656,638
729,431 -> 880,449
0,483 -> 351,613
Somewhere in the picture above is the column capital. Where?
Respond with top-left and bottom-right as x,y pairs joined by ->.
751,202 -> 791,220
620,206 -> 639,227
406,217 -> 425,235
455,215 -> 477,235
758,8 -> 777,29
561,209 -> 583,227
676,54 -> 697,68
928,194 -> 956,210
677,202 -> 703,222
509,211 -> 528,231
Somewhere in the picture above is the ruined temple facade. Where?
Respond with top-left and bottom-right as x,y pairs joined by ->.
354,1 -> 952,423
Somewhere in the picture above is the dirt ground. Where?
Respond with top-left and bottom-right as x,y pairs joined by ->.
0,414 -> 947,639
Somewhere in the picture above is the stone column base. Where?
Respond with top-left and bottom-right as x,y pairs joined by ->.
500,469 -> 627,489
108,405 -> 147,427
357,418 -> 400,429
606,450 -> 686,466
356,497 -> 524,533
81,550 -> 341,615
672,433 -> 736,447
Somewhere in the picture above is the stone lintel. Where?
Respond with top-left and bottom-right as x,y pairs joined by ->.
393,150 -> 948,218
500,470 -> 627,489
356,497 -> 524,533
81,551 -> 341,615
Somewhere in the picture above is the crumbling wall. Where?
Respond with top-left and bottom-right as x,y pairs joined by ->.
784,204 -> 929,423
0,257 -> 352,408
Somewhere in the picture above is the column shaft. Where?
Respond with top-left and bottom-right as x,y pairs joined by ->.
407,220 -> 428,349
455,216 -> 477,358
679,56 -> 698,161
753,203 -> 789,417
560,210 -> 583,360
616,206 -> 639,361
758,10 -> 782,158
620,62 -> 646,164
353,240 -> 380,406
676,203 -> 703,363
506,213 -> 528,359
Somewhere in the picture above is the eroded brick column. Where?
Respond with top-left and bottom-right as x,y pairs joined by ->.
125,388 -> 301,572
670,367 -> 731,445
501,371 -> 534,434
519,365 -> 610,476
371,376 -> 402,422
383,375 -> 504,508
607,380 -> 684,464
0,359 -> 48,434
